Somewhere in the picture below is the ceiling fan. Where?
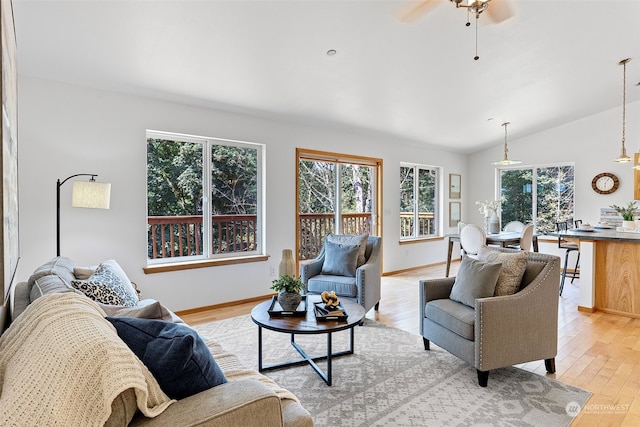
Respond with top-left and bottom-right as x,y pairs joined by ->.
397,0 -> 515,24
396,0 -> 515,60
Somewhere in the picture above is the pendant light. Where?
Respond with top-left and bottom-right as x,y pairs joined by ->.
492,122 -> 521,165
613,58 -> 632,163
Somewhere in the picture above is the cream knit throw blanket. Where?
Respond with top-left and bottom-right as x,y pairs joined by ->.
0,293 -> 175,426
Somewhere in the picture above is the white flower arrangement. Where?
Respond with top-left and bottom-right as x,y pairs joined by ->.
476,199 -> 503,217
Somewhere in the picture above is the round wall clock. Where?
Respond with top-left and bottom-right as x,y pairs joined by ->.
591,172 -> 619,194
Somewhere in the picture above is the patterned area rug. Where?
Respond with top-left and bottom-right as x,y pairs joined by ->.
194,315 -> 590,427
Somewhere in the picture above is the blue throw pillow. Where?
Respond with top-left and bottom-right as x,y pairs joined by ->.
106,317 -> 227,399
321,240 -> 361,277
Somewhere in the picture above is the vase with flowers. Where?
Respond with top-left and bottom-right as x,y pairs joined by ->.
610,201 -> 638,230
476,199 -> 503,234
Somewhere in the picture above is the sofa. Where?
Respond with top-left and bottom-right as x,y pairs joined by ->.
1,257 -> 313,427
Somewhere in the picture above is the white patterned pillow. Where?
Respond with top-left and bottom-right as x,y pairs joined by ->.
477,247 -> 528,296
71,262 -> 138,306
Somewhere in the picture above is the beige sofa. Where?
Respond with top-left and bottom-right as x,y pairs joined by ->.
2,257 -> 313,427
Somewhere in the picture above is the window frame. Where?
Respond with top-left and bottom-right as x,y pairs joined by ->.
400,162 -> 441,241
146,130 -> 265,267
497,162 -> 575,233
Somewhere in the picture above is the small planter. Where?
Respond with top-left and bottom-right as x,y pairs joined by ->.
278,291 -> 302,311
623,220 -> 635,230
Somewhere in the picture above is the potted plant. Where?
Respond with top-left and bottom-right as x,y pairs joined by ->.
610,201 -> 638,230
271,275 -> 304,311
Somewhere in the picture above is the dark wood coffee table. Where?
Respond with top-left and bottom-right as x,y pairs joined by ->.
251,295 -> 366,386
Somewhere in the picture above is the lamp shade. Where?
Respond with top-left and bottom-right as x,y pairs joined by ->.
71,181 -> 111,209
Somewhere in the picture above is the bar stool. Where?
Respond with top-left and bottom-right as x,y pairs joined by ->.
556,221 -> 579,295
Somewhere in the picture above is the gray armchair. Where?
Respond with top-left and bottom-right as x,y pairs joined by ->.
301,235 -> 381,314
419,247 -> 561,386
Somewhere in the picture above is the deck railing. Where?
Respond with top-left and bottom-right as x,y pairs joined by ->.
148,212 -> 374,261
297,213 -> 373,260
400,212 -> 435,237
147,214 -> 257,259
149,212 -> 433,260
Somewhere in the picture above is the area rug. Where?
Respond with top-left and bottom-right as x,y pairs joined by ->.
194,315 -> 590,427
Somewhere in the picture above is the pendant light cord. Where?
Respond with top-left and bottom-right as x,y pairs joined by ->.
502,122 -> 510,160
622,59 -> 627,148
474,13 -> 479,60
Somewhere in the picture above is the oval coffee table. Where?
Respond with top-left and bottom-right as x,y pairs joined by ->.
251,295 -> 366,386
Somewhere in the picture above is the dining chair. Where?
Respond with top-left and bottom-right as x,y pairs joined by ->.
556,221 -> 579,295
507,223 -> 534,251
503,220 -> 525,233
459,224 -> 486,259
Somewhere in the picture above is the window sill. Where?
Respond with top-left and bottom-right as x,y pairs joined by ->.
143,254 -> 270,274
399,236 -> 445,245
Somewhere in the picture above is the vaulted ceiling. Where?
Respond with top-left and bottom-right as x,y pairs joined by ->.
12,0 -> 640,152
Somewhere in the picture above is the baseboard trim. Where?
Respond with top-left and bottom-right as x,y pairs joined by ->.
175,293 -> 274,317
383,259 -> 458,276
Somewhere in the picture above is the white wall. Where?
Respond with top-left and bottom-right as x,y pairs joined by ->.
17,76 -> 466,311
467,100 -> 640,226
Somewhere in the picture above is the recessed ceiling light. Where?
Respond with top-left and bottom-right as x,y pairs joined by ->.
326,49 -> 337,56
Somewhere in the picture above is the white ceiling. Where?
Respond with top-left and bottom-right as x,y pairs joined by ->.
12,0 -> 640,153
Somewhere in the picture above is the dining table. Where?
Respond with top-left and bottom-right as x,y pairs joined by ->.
445,231 -> 539,277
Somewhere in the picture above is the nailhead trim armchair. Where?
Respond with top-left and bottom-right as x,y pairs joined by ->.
301,236 -> 381,314
419,247 -> 561,386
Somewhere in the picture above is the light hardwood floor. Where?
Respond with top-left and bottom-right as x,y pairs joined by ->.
181,262 -> 640,426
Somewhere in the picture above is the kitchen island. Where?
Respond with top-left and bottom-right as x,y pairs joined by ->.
550,228 -> 640,318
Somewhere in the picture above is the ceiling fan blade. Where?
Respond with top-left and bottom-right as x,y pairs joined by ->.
485,0 -> 515,23
395,0 -> 440,23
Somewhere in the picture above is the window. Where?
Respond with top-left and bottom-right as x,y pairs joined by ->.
296,149 -> 381,262
499,164 -> 574,234
400,164 -> 439,239
146,131 -> 264,263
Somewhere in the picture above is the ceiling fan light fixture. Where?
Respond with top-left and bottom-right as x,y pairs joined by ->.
614,58 -> 632,163
492,122 -> 521,166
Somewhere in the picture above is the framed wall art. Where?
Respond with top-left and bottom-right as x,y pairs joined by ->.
449,202 -> 461,228
1,0 -> 19,309
449,174 -> 461,199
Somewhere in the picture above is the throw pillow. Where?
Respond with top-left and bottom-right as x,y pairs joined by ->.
71,263 -> 139,306
98,300 -> 176,321
478,247 -> 529,296
106,317 -> 227,400
321,240 -> 361,277
449,256 -> 502,308
73,266 -> 95,280
102,259 -> 141,301
326,233 -> 369,267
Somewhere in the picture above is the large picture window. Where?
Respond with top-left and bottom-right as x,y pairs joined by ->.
146,131 -> 264,263
400,163 -> 439,240
499,164 -> 574,234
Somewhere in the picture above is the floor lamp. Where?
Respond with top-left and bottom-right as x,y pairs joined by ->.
57,174 -> 111,256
